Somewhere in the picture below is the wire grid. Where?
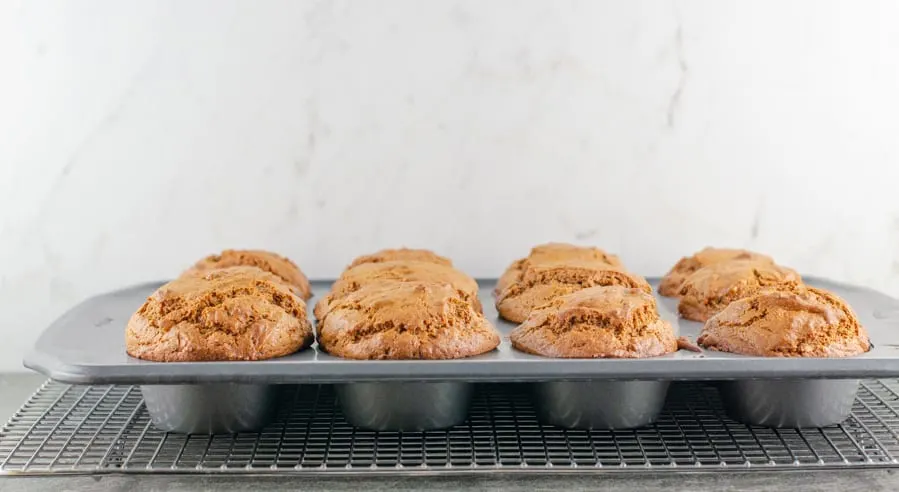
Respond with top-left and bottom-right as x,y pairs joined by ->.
2,380 -> 899,476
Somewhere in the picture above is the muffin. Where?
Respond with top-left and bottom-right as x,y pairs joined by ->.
496,243 -> 622,295
510,285 -> 677,358
126,266 -> 313,361
318,281 -> 500,360
186,249 -> 312,300
677,260 -> 801,322
346,248 -> 452,269
697,286 -> 870,357
659,247 -> 774,297
313,260 -> 481,319
496,261 -> 652,323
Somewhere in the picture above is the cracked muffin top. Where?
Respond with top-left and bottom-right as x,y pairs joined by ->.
313,260 -> 482,319
510,285 -> 677,358
346,248 -> 452,270
317,281 -> 500,360
185,249 -> 312,300
677,260 -> 801,322
659,247 -> 774,298
496,259 -> 651,324
697,286 -> 870,357
496,243 -> 622,295
126,266 -> 313,362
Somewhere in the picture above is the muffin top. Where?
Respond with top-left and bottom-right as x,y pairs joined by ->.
659,247 -> 774,297
313,260 -> 481,319
126,266 -> 313,362
496,260 -> 652,323
186,249 -> 312,300
510,285 -> 677,358
496,243 -> 622,295
318,281 -> 500,360
346,248 -> 452,270
697,286 -> 870,357
677,260 -> 801,322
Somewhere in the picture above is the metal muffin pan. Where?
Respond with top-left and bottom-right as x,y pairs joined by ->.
24,278 -> 899,432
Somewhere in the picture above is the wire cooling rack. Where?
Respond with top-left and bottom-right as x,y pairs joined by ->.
2,380 -> 899,476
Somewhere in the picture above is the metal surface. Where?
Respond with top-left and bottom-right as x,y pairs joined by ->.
336,382 -> 472,431
534,381 -> 670,429
141,384 -> 279,434
23,278 -> 899,385
5,380 -> 899,476
719,379 -> 860,428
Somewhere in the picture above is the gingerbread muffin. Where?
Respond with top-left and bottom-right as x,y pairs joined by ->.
677,260 -> 801,322
496,243 -> 623,295
313,260 -> 481,319
510,285 -> 677,358
496,261 -> 652,323
318,281 -> 500,360
126,266 -> 313,362
659,247 -> 774,297
346,248 -> 452,270
697,286 -> 870,357
186,249 -> 312,300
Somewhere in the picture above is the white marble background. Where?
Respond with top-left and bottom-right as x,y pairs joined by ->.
1,0 -> 898,372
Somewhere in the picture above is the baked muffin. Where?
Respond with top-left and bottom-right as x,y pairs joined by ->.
496,261 -> 652,323
677,260 -> 801,322
510,285 -> 677,358
318,281 -> 500,360
697,286 -> 870,357
659,247 -> 774,297
496,243 -> 622,295
313,260 -> 482,319
126,266 -> 313,361
186,249 -> 312,300
346,248 -> 452,269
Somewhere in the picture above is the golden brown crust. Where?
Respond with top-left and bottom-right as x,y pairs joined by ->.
346,248 -> 452,270
510,286 -> 677,358
313,260 -> 481,319
186,249 -> 312,300
495,243 -> 623,295
126,266 -> 313,362
677,260 -> 801,322
496,261 -> 651,323
318,282 -> 500,360
658,247 -> 774,297
697,286 -> 870,357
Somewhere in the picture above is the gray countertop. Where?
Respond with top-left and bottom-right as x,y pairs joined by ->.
0,374 -> 45,418
3,470 -> 899,492
2,374 -> 899,491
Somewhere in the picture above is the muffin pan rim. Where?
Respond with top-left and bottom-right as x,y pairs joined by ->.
24,277 -> 899,385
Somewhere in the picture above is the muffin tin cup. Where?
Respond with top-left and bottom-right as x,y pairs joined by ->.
336,382 -> 472,431
141,383 -> 279,434
533,380 -> 671,430
717,379 -> 859,428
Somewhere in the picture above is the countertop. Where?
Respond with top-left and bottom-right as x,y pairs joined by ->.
2,374 -> 899,491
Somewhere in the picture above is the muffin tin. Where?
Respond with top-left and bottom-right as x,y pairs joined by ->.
336,381 -> 472,431
534,380 -> 671,429
140,383 -> 280,434
24,278 -> 899,433
717,379 -> 860,428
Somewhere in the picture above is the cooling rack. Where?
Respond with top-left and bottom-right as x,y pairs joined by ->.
2,380 -> 899,476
